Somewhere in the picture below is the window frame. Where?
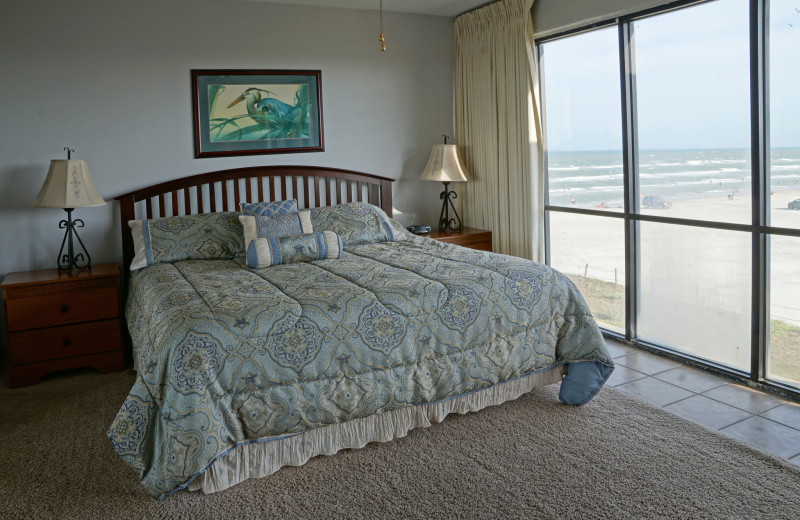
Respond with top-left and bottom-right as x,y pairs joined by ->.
537,0 -> 800,400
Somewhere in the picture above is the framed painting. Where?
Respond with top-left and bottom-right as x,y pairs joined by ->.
192,69 -> 324,158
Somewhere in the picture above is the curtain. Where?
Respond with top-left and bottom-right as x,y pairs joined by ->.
454,0 -> 545,262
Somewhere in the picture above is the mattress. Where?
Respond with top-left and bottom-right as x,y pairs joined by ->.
108,235 -> 613,498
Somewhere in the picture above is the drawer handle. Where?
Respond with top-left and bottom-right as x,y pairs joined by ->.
63,338 -> 72,347
60,305 -> 69,313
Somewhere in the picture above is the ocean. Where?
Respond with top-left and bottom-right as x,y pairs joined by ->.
546,147 -> 800,208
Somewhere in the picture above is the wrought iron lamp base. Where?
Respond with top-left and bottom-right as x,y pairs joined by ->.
438,182 -> 462,233
57,208 -> 92,272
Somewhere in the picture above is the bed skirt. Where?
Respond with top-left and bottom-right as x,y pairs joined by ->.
186,364 -> 566,494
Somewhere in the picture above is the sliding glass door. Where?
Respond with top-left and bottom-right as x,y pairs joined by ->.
538,0 -> 800,396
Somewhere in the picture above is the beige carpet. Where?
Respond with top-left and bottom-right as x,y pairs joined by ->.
1,369 -> 799,520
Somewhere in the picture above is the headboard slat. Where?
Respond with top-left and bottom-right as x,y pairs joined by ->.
233,179 -> 241,210
281,176 -> 289,201
209,182 -> 216,212
221,181 -> 229,211
184,188 -> 191,215
298,176 -> 306,208
146,197 -> 153,219
245,178 -> 252,206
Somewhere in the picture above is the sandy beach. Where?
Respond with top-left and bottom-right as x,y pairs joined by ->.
549,188 -> 800,371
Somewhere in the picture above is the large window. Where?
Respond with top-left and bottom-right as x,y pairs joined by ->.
538,0 -> 800,396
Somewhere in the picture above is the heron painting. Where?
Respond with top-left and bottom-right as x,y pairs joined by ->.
192,70 -> 324,158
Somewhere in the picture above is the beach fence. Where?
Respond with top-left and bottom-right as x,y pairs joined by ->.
771,304 -> 800,328
560,263 -> 625,285
557,262 -> 800,329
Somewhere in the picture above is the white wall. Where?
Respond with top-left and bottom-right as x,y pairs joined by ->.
0,0 -> 454,276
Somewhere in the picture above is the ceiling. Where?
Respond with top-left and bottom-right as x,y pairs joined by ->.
242,0 -> 493,18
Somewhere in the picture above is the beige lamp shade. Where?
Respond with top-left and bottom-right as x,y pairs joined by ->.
32,159 -> 106,208
419,144 -> 469,183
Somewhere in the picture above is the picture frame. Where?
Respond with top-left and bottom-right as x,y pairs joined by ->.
191,69 -> 324,158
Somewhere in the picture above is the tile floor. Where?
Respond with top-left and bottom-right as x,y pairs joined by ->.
605,338 -> 800,467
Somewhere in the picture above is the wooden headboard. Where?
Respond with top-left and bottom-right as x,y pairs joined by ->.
114,165 -> 394,274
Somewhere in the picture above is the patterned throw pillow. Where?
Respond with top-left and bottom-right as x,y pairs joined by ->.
309,202 -> 405,247
245,231 -> 343,268
129,212 -> 244,271
240,199 -> 298,216
238,211 -> 313,245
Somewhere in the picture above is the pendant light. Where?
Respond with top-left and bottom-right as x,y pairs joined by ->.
379,0 -> 386,51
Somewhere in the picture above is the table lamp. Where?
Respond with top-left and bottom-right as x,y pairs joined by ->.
32,147 -> 106,272
419,135 -> 469,232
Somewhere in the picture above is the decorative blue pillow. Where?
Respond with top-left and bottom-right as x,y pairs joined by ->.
239,211 -> 313,245
240,199 -> 298,216
128,212 -> 244,271
245,231 -> 343,268
309,202 -> 405,247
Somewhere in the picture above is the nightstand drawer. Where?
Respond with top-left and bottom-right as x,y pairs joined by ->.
423,227 -> 493,252
5,286 -> 119,331
8,319 -> 121,366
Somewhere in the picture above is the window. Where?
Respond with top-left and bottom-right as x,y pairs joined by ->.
540,27 -> 623,211
548,212 -> 625,333
637,223 -> 751,370
633,0 -> 751,224
538,0 -> 800,397
539,26 -> 626,333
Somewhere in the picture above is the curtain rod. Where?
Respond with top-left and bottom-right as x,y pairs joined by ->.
456,0 -> 500,18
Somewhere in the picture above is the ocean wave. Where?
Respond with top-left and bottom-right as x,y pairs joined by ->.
554,174 -> 624,183
683,159 -> 747,166
674,178 -> 738,186
551,169 -> 749,183
546,149 -> 799,201
585,164 -> 623,170
551,185 -> 624,194
639,169 -> 746,179
640,162 -> 684,167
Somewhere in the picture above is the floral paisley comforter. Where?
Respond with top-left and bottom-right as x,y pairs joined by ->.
108,236 -> 614,498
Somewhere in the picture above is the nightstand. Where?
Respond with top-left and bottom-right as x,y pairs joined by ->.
423,227 -> 493,252
1,263 -> 124,388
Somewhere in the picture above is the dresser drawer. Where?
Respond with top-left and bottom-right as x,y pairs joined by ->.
5,286 -> 119,331
8,319 -> 121,366
442,233 -> 492,251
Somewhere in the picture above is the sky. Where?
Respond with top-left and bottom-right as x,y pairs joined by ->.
539,0 -> 800,152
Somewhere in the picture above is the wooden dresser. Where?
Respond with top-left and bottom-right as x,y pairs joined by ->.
1,263 -> 124,388
423,227 -> 493,252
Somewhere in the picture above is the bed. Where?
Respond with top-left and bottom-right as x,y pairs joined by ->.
107,165 -> 614,499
